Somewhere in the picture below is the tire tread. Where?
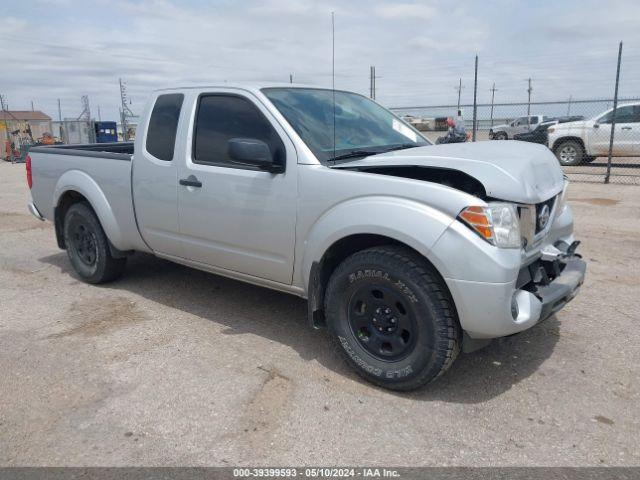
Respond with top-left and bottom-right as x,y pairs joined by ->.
325,245 -> 461,390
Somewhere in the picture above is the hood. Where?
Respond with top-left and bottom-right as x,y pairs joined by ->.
491,123 -> 509,131
333,141 -> 564,204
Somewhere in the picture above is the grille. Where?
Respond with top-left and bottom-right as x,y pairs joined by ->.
535,196 -> 556,233
519,194 -> 558,249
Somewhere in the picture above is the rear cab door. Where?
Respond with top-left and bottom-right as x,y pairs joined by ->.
174,88 -> 298,284
132,91 -> 187,257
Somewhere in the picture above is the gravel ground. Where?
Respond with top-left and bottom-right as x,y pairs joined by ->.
0,160 -> 638,466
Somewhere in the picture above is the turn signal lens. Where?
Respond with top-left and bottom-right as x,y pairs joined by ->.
459,203 -> 521,249
459,206 -> 493,240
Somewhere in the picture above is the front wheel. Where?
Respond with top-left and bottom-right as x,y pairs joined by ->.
63,202 -> 126,284
555,140 -> 585,166
324,246 -> 461,391
494,132 -> 508,140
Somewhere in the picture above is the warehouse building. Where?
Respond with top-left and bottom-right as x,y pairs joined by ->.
0,110 -> 53,141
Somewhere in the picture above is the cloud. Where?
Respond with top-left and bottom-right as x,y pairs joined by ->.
1,0 -> 639,122
373,2 -> 436,21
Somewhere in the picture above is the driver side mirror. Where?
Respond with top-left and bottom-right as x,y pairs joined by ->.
228,138 -> 283,173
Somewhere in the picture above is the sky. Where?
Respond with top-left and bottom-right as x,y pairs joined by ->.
1,0 -> 639,122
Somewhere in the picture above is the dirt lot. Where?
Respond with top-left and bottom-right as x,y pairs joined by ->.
0,160 -> 639,466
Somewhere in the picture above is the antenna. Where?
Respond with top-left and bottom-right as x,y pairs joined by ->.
331,11 -> 336,165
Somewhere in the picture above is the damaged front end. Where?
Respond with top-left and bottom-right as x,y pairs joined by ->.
517,240 -> 585,323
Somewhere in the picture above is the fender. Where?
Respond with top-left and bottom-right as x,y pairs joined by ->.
53,170 -> 129,251
299,195 -> 455,294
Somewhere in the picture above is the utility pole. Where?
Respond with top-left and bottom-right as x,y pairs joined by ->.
78,95 -> 94,143
489,83 -> 498,127
97,106 -> 102,122
31,100 -> 35,111
289,74 -> 293,84
78,95 -> 91,122
526,77 -> 533,117
1,94 -> 11,161
567,95 -> 573,115
57,99 -> 62,121
455,78 -> 464,111
605,41 -> 623,184
119,78 -> 135,142
472,56 -> 478,142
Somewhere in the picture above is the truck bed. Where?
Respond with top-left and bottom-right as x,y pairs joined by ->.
28,141 -> 147,253
29,142 -> 134,160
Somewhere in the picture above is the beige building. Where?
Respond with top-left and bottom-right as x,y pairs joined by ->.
0,110 -> 53,143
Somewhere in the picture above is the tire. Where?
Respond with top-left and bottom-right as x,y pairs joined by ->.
554,139 -> 585,166
63,202 -> 126,284
494,132 -> 508,140
324,245 -> 461,391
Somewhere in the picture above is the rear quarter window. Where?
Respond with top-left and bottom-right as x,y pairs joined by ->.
146,93 -> 184,161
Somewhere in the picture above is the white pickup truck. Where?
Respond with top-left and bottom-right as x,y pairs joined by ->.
26,84 -> 585,390
489,115 -> 548,140
548,103 -> 640,166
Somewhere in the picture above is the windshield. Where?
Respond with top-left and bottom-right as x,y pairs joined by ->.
262,87 -> 430,163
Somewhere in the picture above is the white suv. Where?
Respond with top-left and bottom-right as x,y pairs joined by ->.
548,103 -> 640,166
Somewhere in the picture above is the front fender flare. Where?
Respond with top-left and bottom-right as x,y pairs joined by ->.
300,196 -> 455,293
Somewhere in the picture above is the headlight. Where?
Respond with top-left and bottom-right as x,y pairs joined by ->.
556,180 -> 569,215
547,127 -> 555,133
459,203 -> 521,248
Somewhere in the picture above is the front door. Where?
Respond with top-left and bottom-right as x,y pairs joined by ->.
176,91 -> 297,284
590,105 -> 640,156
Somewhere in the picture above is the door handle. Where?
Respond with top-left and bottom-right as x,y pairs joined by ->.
179,175 -> 202,188
621,126 -> 632,130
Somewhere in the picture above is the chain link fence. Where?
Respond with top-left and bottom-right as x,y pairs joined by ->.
389,43 -> 639,185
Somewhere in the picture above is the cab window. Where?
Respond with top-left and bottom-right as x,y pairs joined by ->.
192,94 -> 285,169
146,93 -> 184,161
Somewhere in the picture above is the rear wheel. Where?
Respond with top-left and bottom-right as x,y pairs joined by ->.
324,246 -> 461,391
555,140 -> 585,166
63,202 -> 126,284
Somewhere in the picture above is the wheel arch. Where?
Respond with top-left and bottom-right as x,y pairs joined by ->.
53,171 -> 127,255
302,197 -> 456,329
551,135 -> 585,153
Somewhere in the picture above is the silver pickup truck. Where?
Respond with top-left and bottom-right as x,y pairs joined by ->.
27,84 -> 586,390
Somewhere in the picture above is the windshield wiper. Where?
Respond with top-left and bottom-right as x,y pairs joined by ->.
383,143 -> 423,152
329,149 -> 382,162
329,143 -> 425,163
